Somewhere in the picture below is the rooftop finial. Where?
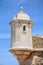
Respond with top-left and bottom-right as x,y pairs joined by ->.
20,7 -> 24,13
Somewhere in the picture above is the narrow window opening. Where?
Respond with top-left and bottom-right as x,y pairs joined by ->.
16,14 -> 18,18
23,26 -> 26,31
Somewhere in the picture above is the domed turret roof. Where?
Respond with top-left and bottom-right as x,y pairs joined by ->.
13,7 -> 30,20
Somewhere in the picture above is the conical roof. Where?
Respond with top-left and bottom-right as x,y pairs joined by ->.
13,7 -> 30,20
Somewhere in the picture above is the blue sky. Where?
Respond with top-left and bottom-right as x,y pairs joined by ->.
0,0 -> 43,65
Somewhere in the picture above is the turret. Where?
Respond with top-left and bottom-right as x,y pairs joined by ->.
9,7 -> 33,65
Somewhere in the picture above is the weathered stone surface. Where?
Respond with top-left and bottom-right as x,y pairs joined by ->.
20,51 -> 43,65
32,36 -> 43,48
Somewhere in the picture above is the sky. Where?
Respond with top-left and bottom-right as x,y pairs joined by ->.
0,0 -> 43,65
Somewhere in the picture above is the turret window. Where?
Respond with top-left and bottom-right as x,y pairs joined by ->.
23,26 -> 26,31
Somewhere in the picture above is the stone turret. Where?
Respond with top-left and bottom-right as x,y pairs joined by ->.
9,7 -> 33,65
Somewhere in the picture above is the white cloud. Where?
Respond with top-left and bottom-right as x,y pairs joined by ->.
0,33 -> 10,39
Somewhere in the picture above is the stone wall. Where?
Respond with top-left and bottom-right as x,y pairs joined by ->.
32,36 -> 43,48
21,51 -> 43,65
